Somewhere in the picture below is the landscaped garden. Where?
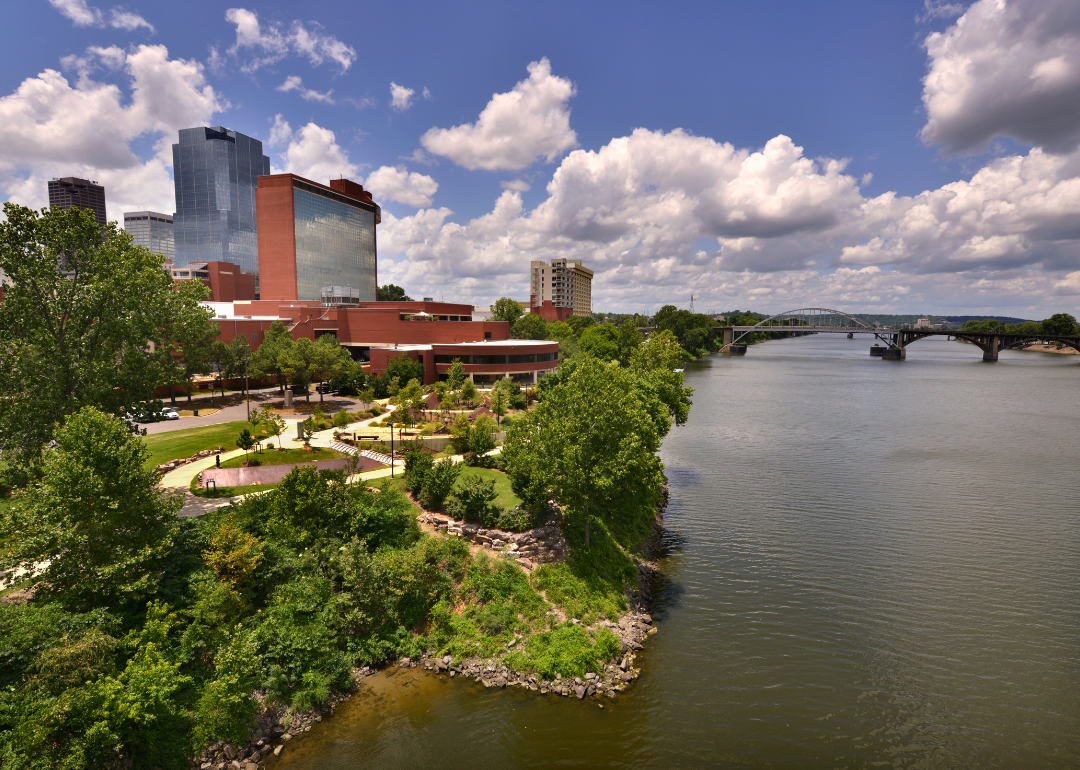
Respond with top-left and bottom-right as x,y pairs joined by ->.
142,420 -> 272,468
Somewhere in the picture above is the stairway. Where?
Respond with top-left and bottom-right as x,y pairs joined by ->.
330,441 -> 393,466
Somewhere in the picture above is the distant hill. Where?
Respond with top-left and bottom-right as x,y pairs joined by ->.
942,315 -> 1033,324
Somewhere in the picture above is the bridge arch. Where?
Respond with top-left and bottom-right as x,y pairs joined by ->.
730,308 -> 871,344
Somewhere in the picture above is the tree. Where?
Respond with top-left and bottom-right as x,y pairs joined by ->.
307,334 -> 350,402
0,203 -> 210,473
384,352 -> 426,390
203,514 -> 264,589
447,358 -> 466,390
491,297 -> 525,324
511,313 -> 548,339
236,428 -> 255,460
333,409 -> 351,430
264,413 -> 286,449
164,280 -> 218,406
490,389 -> 508,426
0,407 -> 182,611
578,324 -> 620,361
220,336 -> 252,397
566,314 -> 596,337
396,378 -> 426,427
629,329 -> 693,436
616,323 -> 644,365
460,378 -> 480,406
378,284 -> 412,301
281,337 -> 322,402
250,320 -> 294,394
1041,313 -> 1078,336
501,359 -> 665,550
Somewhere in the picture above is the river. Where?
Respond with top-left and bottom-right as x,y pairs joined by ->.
267,334 -> 1080,769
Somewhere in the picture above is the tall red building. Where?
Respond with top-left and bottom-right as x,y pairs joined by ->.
256,174 -> 380,302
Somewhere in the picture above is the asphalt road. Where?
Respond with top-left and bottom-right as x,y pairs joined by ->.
142,388 -> 367,435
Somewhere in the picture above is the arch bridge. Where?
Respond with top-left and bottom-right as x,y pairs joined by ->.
715,307 -> 1080,361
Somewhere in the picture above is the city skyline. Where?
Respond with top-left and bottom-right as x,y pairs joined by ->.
3,0 -> 1079,316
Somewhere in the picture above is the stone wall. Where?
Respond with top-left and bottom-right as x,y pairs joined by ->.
417,512 -> 569,569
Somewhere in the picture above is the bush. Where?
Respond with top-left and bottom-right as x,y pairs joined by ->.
424,459 -> 462,510
494,506 -> 537,532
507,624 -> 621,680
446,475 -> 501,524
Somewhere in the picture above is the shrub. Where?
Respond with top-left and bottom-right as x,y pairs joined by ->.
509,624 -> 621,680
494,506 -> 537,532
446,475 -> 501,524
423,459 -> 462,510
333,410 -> 350,429
403,449 -> 435,496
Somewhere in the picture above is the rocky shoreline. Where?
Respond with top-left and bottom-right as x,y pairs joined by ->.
190,484 -> 668,768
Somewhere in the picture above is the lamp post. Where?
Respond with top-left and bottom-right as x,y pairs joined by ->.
388,422 -> 395,478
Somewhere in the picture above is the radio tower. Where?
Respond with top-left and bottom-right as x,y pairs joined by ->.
689,294 -> 695,313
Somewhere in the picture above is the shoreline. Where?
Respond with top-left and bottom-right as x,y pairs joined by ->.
195,485 -> 670,768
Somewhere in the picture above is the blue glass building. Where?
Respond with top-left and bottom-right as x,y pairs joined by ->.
172,126 -> 270,277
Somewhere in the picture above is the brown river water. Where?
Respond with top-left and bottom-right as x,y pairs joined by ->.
265,334 -> 1080,769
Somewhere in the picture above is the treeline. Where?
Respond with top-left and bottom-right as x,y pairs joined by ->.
958,313 -> 1078,336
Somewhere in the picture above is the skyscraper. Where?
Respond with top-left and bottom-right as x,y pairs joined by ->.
123,211 -> 174,263
48,177 -> 106,228
172,126 -> 270,277
256,174 -> 380,302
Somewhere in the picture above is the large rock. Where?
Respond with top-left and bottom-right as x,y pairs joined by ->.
574,685 -> 586,699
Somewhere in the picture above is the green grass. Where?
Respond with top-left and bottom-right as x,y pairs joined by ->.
454,467 -> 522,510
188,474 -> 280,499
218,446 -> 346,470
141,421 -> 271,468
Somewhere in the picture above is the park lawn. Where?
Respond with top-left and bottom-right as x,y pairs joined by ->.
188,475 -> 280,499
142,421 -> 271,468
455,467 -> 522,510
219,446 -> 346,469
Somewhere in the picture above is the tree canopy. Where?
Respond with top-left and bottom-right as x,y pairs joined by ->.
0,203 -> 215,475
377,284 -> 412,302
491,297 -> 524,324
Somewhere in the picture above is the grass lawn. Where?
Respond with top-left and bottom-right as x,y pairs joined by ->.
455,467 -> 522,510
188,475 -> 280,499
219,446 -> 346,470
142,421 -> 272,468
374,467 -> 522,511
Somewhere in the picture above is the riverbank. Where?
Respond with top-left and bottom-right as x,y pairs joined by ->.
193,485 -> 669,769
1020,343 -> 1078,355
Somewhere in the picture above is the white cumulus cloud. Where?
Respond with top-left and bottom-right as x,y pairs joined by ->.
364,165 -> 438,208
921,0 -> 1080,154
268,119 -> 358,183
224,8 -> 355,74
0,45 -> 224,219
420,58 -> 577,171
390,82 -> 415,111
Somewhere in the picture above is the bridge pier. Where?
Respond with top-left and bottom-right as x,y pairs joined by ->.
982,335 -> 1001,362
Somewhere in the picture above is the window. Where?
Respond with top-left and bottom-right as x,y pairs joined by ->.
484,332 -> 492,340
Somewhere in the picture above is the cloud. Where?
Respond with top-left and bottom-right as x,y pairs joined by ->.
501,179 -> 530,192
277,75 -> 334,104
0,45 -> 224,219
399,148 -> 438,166
268,119 -> 359,182
920,0 -> 1080,154
420,58 -> 577,171
390,82 -> 415,111
364,165 -> 438,207
49,0 -> 155,32
224,8 -> 355,74
375,127 -> 1080,315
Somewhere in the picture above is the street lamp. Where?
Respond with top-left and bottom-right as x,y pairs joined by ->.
388,421 -> 395,478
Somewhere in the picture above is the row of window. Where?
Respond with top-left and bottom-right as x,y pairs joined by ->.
433,352 -> 556,364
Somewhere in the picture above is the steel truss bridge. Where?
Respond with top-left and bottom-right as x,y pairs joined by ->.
714,308 -> 1080,361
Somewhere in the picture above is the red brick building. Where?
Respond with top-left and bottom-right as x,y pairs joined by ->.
172,261 -> 257,302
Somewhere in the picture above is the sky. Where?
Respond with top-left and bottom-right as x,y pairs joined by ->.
2,0 -> 1080,317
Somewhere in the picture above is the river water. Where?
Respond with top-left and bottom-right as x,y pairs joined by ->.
268,335 -> 1080,769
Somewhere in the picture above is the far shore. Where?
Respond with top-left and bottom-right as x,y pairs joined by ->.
1018,343 -> 1078,355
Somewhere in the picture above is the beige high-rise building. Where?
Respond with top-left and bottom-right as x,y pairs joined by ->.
530,258 -> 593,318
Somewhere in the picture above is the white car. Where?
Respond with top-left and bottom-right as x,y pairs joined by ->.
161,408 -> 180,421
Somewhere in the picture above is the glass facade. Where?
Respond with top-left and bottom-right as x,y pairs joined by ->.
433,352 -> 557,364
293,181 -> 377,302
172,127 -> 269,276
123,211 -> 174,262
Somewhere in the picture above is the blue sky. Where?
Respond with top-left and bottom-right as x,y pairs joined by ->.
3,0 -> 1080,316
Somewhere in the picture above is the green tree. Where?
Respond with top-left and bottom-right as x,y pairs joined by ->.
281,337 -> 322,402
490,389 -> 508,426
491,297 -> 525,324
511,313 -> 548,339
250,320 -> 294,394
616,322 -> 645,365
578,323 -> 620,360
566,314 -> 596,337
0,407 -> 182,611
378,284 -> 413,301
1041,313 -> 1078,336
447,358 -> 466,390
501,359 -> 665,549
165,280 -> 218,406
396,378 -> 426,427
460,378 -> 480,406
0,203 -> 210,473
629,329 -> 693,435
384,352 -> 426,390
264,413 -> 286,449
311,334 -> 351,401
236,428 -> 255,460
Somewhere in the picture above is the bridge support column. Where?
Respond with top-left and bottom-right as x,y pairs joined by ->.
720,327 -> 734,353
983,335 -> 1000,362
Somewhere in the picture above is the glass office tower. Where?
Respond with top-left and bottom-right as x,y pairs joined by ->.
293,180 -> 378,303
172,126 -> 270,277
123,211 -> 174,263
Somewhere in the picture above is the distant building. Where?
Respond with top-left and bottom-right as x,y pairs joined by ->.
171,260 -> 256,302
256,174 -> 380,303
530,258 -> 593,320
48,177 -> 106,228
172,126 -> 270,277
123,211 -> 174,262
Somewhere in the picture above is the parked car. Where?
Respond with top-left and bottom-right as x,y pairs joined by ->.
161,408 -> 180,421
315,383 -> 335,394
